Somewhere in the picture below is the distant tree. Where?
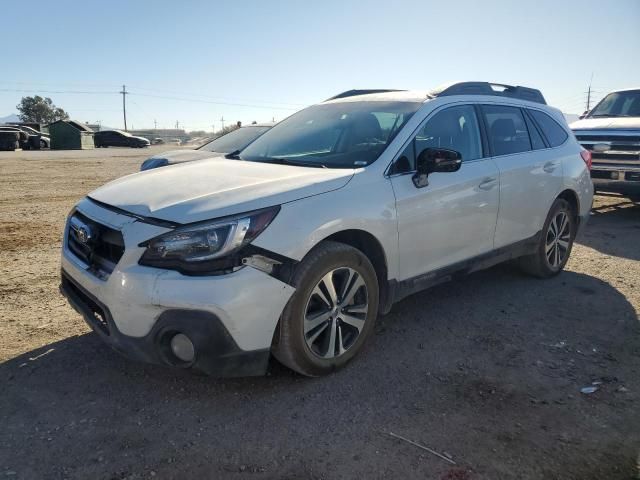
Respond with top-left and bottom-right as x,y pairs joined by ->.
16,96 -> 69,124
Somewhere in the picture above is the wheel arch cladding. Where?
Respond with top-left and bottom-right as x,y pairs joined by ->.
557,189 -> 580,219
323,229 -> 393,314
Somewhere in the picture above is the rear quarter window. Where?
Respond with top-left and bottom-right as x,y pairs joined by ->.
528,110 -> 568,147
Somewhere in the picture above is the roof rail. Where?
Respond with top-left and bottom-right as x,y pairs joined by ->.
429,82 -> 546,105
325,89 -> 405,101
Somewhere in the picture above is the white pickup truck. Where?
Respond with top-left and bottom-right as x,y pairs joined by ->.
571,88 -> 640,198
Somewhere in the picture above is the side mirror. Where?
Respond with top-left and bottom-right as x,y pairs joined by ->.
413,148 -> 462,188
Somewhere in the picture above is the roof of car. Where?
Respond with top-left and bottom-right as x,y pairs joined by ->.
324,82 -> 547,105
611,87 -> 640,93
324,90 -> 431,104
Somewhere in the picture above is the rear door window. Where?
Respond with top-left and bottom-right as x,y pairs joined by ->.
482,105 -> 531,156
523,111 -> 547,150
528,110 -> 569,147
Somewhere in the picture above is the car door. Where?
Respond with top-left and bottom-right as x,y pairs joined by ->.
480,105 -> 564,248
389,104 -> 500,281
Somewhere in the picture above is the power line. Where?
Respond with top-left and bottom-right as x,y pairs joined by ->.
129,92 -> 300,110
126,85 -> 306,107
0,88 -> 116,95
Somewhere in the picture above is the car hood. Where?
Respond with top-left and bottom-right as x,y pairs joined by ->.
89,158 -> 355,223
148,149 -> 218,164
570,116 -> 640,130
132,136 -> 150,143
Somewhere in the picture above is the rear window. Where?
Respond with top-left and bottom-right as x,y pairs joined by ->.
528,110 -> 568,147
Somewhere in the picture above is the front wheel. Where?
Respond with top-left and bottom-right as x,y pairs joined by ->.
519,198 -> 575,278
272,241 -> 379,376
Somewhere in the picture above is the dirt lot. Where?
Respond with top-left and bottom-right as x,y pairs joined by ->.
1,147 -> 639,480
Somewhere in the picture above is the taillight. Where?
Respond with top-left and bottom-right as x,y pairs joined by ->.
580,148 -> 592,170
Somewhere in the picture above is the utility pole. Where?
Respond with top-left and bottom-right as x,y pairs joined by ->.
220,116 -> 225,131
154,119 -> 157,130
175,120 -> 179,130
585,73 -> 594,112
120,84 -> 128,131
212,124 -> 215,134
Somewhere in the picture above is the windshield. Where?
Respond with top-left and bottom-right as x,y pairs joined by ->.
109,129 -> 131,136
198,126 -> 271,153
239,101 -> 422,168
589,90 -> 640,118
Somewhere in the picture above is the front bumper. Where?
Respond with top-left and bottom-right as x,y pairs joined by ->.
60,198 -> 295,377
60,271 -> 271,376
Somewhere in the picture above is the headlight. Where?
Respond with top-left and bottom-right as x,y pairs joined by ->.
139,206 -> 279,274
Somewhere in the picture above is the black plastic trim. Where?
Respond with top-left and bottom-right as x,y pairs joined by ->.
432,82 -> 546,105
60,270 -> 270,377
87,197 -> 180,228
390,232 -> 541,304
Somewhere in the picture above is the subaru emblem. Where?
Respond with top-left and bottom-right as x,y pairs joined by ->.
77,227 -> 90,244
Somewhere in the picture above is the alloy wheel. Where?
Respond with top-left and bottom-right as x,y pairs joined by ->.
303,267 -> 369,359
545,211 -> 571,268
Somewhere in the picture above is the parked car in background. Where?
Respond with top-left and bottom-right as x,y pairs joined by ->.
140,123 -> 273,171
60,82 -> 592,378
94,130 -> 150,148
0,124 -> 49,148
571,88 -> 640,198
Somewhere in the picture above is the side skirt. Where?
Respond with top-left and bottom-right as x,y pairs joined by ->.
388,231 -> 541,305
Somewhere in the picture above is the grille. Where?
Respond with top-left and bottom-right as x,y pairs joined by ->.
575,134 -> 640,143
67,211 -> 125,277
575,131 -> 640,167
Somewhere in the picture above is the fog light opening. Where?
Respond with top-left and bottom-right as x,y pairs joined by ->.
170,333 -> 195,363
611,171 -> 619,180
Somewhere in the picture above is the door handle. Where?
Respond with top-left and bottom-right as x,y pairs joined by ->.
478,177 -> 497,190
543,161 -> 558,173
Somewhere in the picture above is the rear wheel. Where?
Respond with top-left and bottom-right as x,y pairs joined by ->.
520,198 -> 575,278
272,241 -> 379,376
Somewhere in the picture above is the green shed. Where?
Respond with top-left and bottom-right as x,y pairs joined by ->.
49,120 -> 94,150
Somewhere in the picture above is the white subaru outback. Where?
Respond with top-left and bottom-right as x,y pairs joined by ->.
60,82 -> 593,377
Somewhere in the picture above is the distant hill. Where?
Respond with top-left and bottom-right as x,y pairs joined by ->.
0,113 -> 20,124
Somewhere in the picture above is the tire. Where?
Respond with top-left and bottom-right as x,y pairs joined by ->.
40,139 -> 47,149
272,241 -> 379,376
519,198 -> 575,278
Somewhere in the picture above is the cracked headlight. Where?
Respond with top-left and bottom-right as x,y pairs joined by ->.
139,206 -> 279,273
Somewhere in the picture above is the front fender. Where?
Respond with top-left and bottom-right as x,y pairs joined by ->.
252,172 -> 400,280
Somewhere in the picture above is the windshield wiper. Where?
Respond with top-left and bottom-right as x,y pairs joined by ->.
261,157 -> 327,168
225,150 -> 241,159
590,114 -> 629,118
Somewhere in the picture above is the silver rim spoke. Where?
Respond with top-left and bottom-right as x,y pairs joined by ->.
303,266 -> 368,359
304,310 -> 332,334
545,211 -> 571,268
322,318 -> 338,358
340,313 -> 365,333
306,321 -> 329,345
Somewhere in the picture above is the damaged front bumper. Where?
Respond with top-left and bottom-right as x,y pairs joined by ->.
59,199 -> 295,377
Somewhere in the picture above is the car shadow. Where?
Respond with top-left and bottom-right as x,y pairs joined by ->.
577,194 -> 640,261
1,268 -> 639,479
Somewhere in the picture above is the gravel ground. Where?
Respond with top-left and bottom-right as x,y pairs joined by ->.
1,148 -> 639,480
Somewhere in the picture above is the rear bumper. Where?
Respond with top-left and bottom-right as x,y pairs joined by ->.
60,270 -> 271,377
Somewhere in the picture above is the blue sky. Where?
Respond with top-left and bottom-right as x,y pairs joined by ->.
2,0 -> 638,131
